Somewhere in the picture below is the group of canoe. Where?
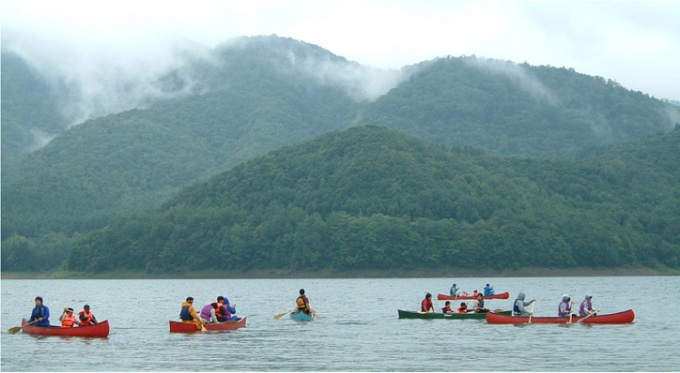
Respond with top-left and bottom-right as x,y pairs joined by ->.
12,285 -> 636,339
398,283 -> 635,324
12,289 -> 318,338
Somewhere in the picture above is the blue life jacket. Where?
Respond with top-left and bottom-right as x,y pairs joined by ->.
179,306 -> 194,321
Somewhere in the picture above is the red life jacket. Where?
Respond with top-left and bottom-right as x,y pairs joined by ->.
457,306 -> 468,314
61,313 -> 76,328
79,310 -> 94,325
214,302 -> 225,318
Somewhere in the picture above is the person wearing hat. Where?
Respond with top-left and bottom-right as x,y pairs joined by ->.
558,294 -> 574,318
59,307 -> 78,328
579,294 -> 597,317
513,292 -> 535,316
78,305 -> 98,326
28,296 -> 50,327
219,295 -> 238,322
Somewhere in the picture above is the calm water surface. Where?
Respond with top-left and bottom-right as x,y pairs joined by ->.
1,277 -> 679,371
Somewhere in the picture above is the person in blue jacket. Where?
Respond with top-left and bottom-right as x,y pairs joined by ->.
29,296 -> 50,326
219,296 -> 239,321
483,284 -> 495,296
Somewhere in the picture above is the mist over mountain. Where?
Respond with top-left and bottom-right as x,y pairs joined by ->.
362,57 -> 679,157
2,34 -> 679,273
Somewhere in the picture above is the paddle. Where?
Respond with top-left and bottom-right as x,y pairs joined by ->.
274,309 -> 294,319
528,301 -> 536,323
493,308 -> 504,313
569,301 -> 575,323
312,311 -> 323,320
8,319 -> 38,334
577,309 -> 601,323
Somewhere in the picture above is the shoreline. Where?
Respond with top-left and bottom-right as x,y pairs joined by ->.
2,266 -> 678,279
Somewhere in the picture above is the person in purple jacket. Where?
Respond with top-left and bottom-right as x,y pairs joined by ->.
579,294 -> 597,316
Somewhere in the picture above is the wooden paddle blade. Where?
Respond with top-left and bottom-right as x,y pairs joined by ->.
312,312 -> 323,320
273,310 -> 292,319
493,309 -> 504,313
8,326 -> 22,334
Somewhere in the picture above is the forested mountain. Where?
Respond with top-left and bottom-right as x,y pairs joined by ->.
1,51 -> 69,161
2,35 -> 679,273
63,126 -> 680,274
362,57 -> 678,157
2,36 -> 363,240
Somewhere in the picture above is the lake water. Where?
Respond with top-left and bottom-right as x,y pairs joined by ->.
1,276 -> 679,371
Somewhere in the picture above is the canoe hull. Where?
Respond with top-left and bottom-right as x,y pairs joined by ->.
290,312 -> 314,322
168,317 -> 247,333
21,319 -> 110,338
486,309 -> 635,324
398,309 -> 511,319
437,291 -> 509,300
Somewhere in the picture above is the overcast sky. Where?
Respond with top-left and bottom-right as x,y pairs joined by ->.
3,0 -> 679,100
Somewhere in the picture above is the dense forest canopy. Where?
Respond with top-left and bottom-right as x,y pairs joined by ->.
2,35 -> 679,273
61,126 -> 680,274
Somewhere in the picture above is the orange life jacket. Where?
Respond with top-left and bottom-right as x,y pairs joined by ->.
296,296 -> 309,313
215,302 -> 225,318
79,310 -> 94,325
61,313 -> 76,328
473,291 -> 479,297
457,306 -> 468,314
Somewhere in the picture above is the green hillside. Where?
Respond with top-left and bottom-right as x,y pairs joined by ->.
3,35 -> 679,273
64,126 -> 680,274
1,37 -> 362,241
361,57 -> 678,157
1,51 -> 69,161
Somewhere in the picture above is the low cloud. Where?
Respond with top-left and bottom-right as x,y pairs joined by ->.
286,51 -> 409,102
3,32 -> 215,127
466,57 -> 559,105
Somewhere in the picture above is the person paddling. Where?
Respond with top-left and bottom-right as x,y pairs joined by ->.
450,283 -> 460,297
484,284 -> 495,296
292,289 -> 312,315
421,293 -> 434,313
179,297 -> 203,330
78,305 -> 98,325
579,294 -> 596,316
473,293 -> 490,313
558,294 -> 575,318
513,292 -> 535,317
29,296 -> 50,327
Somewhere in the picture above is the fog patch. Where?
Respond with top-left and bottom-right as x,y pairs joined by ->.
663,105 -> 680,130
3,34 -> 215,127
27,129 -> 57,151
466,57 -> 559,105
286,51 -> 409,102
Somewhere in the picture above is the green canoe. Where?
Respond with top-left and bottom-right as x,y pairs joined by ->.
397,309 -> 512,319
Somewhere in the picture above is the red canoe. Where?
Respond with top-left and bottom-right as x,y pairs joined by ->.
168,317 -> 247,333
21,319 -> 110,337
437,291 -> 510,301
486,309 -> 635,324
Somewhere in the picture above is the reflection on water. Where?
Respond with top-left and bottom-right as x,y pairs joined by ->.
2,277 -> 679,371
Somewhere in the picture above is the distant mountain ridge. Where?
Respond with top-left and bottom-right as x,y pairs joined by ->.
2,35 -> 679,272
